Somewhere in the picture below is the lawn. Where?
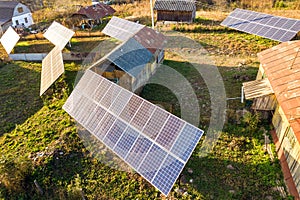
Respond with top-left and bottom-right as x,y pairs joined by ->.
0,3 -> 298,199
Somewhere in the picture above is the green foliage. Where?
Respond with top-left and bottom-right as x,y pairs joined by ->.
274,0 -> 288,8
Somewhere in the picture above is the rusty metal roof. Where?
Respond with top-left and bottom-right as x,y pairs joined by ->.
243,78 -> 274,99
133,26 -> 167,54
154,0 -> 196,12
74,3 -> 115,20
258,40 -> 300,142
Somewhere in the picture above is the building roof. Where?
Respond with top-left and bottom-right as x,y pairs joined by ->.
153,0 -> 196,12
258,40 -> 300,142
106,38 -> 153,78
242,78 -> 274,99
102,16 -> 144,41
0,1 -> 18,24
133,26 -> 167,54
74,3 -> 115,20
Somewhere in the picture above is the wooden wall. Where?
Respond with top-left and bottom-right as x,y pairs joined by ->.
157,10 -> 194,22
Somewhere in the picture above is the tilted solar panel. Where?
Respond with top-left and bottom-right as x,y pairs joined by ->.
40,46 -> 64,95
43,21 -> 75,50
221,8 -> 300,42
63,69 -> 204,196
0,26 -> 20,54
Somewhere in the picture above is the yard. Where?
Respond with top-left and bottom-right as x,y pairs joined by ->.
0,1 -> 299,199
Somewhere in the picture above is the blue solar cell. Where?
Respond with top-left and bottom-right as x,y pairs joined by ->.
275,18 -> 289,27
143,108 -> 169,139
263,27 -> 278,38
100,84 -> 121,109
120,95 -> 143,122
279,31 -> 297,42
152,155 -> 184,196
220,17 -> 232,26
103,119 -> 127,149
290,20 -> 300,32
272,29 -> 287,41
255,16 -> 273,24
84,74 -> 103,98
256,26 -> 270,37
94,112 -> 116,139
131,101 -> 155,131
109,89 -> 132,116
125,136 -> 152,169
85,106 -> 106,132
171,124 -> 204,162
93,78 -> 112,102
114,127 -> 139,158
266,17 -> 280,26
282,19 -> 297,30
248,24 -> 263,34
139,144 -> 167,181
156,115 -> 185,150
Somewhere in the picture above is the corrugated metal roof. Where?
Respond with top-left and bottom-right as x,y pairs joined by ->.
243,78 -> 274,99
153,0 -> 196,12
102,16 -> 144,41
133,26 -> 167,54
106,38 -> 153,78
74,3 -> 115,20
258,40 -> 300,142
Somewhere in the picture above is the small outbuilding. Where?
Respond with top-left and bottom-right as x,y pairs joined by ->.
153,0 -> 196,22
72,3 -> 115,28
92,17 -> 166,93
242,40 -> 300,198
0,1 -> 34,31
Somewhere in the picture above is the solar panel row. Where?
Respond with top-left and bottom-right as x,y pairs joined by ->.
63,69 -> 204,196
221,8 -> 300,42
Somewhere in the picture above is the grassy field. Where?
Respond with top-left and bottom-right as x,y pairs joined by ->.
1,1 -> 299,199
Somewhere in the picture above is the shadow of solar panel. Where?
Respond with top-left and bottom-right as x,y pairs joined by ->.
94,112 -> 116,139
221,8 -> 300,42
143,108 -> 169,139
170,124 -> 204,162
0,26 -> 20,54
114,127 -> 139,158
139,144 -> 167,181
85,106 -> 106,132
125,136 -> 152,169
131,101 -> 155,131
103,119 -> 127,148
100,84 -> 121,109
156,115 -> 185,150
109,89 -> 132,116
152,155 -> 184,196
119,95 -> 143,122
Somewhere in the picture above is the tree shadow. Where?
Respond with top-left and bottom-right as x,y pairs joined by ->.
0,62 -> 43,135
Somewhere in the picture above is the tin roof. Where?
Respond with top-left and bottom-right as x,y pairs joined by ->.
242,78 -> 274,99
153,0 -> 196,12
102,16 -> 144,41
258,40 -> 300,141
74,3 -> 115,20
106,38 -> 153,78
133,26 -> 167,54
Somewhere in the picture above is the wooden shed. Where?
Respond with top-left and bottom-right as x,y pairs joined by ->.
242,41 -> 300,198
153,0 -> 196,22
92,17 -> 166,93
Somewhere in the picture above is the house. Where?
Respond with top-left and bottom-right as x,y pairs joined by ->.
242,41 -> 300,198
72,3 -> 115,27
91,17 -> 166,92
153,0 -> 196,22
0,1 -> 34,31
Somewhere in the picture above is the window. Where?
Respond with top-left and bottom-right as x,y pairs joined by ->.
17,7 -> 24,13
24,18 -> 28,23
15,20 -> 19,26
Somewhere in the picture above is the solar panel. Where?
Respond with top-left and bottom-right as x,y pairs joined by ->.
102,16 -> 144,41
63,69 -> 204,196
40,46 -> 64,95
43,21 -> 75,50
221,8 -> 300,42
0,26 -> 20,54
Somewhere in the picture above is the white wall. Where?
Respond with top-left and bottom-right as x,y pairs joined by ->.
12,13 -> 34,28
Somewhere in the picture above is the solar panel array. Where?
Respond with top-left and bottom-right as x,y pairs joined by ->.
43,21 -> 75,50
221,8 -> 300,42
40,46 -> 64,95
102,16 -> 144,41
63,69 -> 204,196
0,26 -> 20,54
